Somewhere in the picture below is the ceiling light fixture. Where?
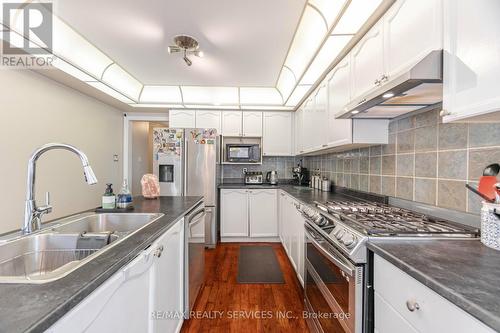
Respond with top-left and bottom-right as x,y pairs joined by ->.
167,35 -> 204,66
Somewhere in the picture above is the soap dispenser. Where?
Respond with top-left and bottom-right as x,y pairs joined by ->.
117,179 -> 133,209
102,183 -> 116,209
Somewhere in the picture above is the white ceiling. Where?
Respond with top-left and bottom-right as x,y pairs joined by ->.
54,0 -> 307,87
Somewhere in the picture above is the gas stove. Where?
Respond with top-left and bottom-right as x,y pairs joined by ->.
299,197 -> 479,263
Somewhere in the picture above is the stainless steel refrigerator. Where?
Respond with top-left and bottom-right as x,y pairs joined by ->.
153,128 -> 218,248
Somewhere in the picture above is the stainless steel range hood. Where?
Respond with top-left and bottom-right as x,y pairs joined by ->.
336,50 -> 443,119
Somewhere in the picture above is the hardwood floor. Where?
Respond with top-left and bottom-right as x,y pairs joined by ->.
181,243 -> 310,333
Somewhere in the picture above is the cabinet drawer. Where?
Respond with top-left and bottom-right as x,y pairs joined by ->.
374,255 -> 493,333
374,291 -> 417,333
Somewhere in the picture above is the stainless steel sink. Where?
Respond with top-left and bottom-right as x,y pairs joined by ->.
0,212 -> 163,283
53,213 -> 163,234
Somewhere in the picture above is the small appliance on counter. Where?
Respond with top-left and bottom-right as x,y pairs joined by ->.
266,171 -> 278,185
244,171 -> 263,185
292,163 -> 308,186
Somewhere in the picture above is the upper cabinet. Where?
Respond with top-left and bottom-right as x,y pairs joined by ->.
169,110 -> 196,128
221,111 -> 263,136
351,21 -> 385,99
195,110 -> 221,133
384,0 -> 443,78
327,58 -> 353,147
442,0 -> 500,122
221,111 -> 243,136
263,112 -> 293,156
294,107 -> 303,155
313,84 -> 328,150
242,111 -> 263,136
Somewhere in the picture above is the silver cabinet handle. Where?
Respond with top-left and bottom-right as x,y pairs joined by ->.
154,245 -> 164,258
406,300 -> 420,312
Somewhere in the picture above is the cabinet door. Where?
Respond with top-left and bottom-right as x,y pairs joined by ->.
443,0 -> 500,122
49,248 -> 155,333
327,59 -> 353,147
288,198 -> 298,270
302,99 -> 315,152
248,189 -> 278,237
278,191 -> 286,243
351,21 -> 384,99
242,111 -> 263,136
196,110 -> 221,133
221,111 -> 243,136
263,112 -> 293,156
384,0 -> 443,78
294,108 -> 304,154
220,189 -> 248,237
169,110 -> 196,128
294,210 -> 305,286
151,219 -> 184,333
313,84 -> 328,149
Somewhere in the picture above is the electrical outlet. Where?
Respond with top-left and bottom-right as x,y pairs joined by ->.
242,168 -> 248,174
113,154 -> 119,162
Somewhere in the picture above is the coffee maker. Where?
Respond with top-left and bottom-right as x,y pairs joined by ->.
292,164 -> 309,186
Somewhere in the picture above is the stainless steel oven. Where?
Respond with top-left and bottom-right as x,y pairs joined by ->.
304,223 -> 364,333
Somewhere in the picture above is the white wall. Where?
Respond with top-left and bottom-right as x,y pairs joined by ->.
0,69 -> 123,234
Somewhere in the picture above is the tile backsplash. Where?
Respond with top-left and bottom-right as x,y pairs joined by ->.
222,156 -> 297,181
303,109 -> 500,215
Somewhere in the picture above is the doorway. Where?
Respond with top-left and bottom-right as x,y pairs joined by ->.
123,113 -> 169,196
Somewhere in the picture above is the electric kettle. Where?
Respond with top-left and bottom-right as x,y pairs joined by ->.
266,171 -> 278,185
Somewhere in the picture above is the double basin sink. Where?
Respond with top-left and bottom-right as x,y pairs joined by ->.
0,212 -> 163,284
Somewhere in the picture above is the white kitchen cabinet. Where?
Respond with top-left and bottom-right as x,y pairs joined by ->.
384,0 -> 443,79
263,112 -> 293,156
278,191 -> 287,245
221,111 -> 242,136
195,110 -> 221,133
242,111 -> 263,136
374,254 -> 494,333
313,84 -> 328,150
220,189 -> 248,237
294,107 -> 304,155
48,219 -> 185,333
351,20 -> 385,99
169,110 -> 196,128
151,220 -> 184,333
301,98 -> 315,152
442,0 -> 500,122
327,58 -> 353,147
278,191 -> 304,287
221,188 -> 278,241
248,189 -> 278,237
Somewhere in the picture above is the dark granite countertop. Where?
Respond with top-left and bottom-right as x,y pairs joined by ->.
368,240 -> 500,331
0,196 -> 203,333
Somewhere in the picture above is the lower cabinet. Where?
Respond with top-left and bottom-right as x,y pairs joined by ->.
278,191 -> 305,287
374,254 -> 494,333
220,189 -> 278,240
47,219 -> 185,333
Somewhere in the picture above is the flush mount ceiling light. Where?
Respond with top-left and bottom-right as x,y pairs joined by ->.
167,35 -> 204,66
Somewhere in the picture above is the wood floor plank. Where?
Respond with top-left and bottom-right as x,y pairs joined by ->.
181,243 -> 310,333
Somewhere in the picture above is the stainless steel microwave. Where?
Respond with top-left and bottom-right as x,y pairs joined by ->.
226,144 -> 261,163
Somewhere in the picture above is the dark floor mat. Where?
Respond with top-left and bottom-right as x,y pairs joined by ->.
237,245 -> 285,284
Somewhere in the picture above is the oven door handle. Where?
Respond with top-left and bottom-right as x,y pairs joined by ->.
305,229 -> 355,277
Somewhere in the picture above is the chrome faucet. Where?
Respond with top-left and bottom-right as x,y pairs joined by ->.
22,143 -> 98,234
